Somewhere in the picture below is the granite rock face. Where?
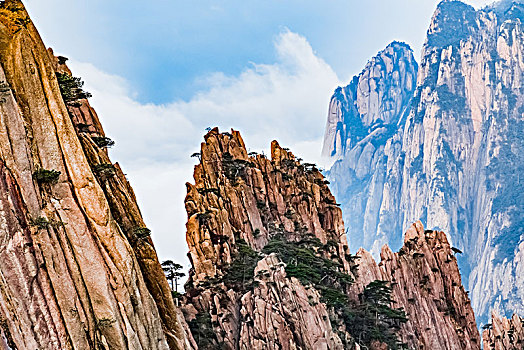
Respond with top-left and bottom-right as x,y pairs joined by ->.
184,128 -> 349,283
324,42 -> 418,253
322,41 -> 417,160
356,222 -> 480,349
182,129 -> 480,349
0,1 -> 191,349
183,128 -> 350,348
482,313 -> 524,349
324,0 -> 524,323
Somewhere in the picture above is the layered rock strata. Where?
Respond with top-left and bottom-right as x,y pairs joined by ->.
0,1 -> 191,348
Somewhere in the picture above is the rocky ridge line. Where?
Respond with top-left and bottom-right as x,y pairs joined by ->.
182,128 -> 479,349
482,313 -> 524,349
323,0 -> 524,324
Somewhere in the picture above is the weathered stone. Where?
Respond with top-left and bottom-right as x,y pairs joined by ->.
482,313 -> 524,350
182,129 -> 480,349
0,1 -> 192,348
324,0 -> 524,323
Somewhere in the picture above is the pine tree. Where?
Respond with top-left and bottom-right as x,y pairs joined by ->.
161,260 -> 185,292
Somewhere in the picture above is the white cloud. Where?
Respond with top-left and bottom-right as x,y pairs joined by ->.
69,30 -> 340,267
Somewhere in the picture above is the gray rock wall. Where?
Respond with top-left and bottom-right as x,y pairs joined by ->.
324,0 -> 524,323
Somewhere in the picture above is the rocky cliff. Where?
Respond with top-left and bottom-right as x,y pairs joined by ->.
323,41 -> 418,253
182,128 -> 480,349
482,313 -> 524,349
322,41 -> 417,161
0,1 -> 190,349
324,0 -> 524,323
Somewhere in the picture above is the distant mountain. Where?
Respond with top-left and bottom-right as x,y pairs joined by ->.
322,41 -> 418,253
323,0 -> 524,324
321,41 -> 417,160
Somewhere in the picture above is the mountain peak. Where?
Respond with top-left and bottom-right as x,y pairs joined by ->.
426,0 -> 478,47
321,41 -> 418,159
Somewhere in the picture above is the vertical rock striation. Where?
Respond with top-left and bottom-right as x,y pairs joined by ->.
0,1 -> 191,348
48,49 -> 192,350
324,0 -> 524,323
356,222 -> 480,349
322,41 -> 417,160
183,128 -> 351,348
482,313 -> 524,349
323,41 -> 418,254
182,128 -> 480,349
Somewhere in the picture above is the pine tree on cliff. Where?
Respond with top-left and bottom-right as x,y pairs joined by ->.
161,260 -> 185,292
351,280 -> 408,349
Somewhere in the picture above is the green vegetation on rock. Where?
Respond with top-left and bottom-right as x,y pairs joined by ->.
0,1 -> 30,34
56,72 -> 92,106
33,168 -> 61,184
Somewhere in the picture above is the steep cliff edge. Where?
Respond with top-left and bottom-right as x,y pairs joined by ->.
323,41 -> 418,255
322,41 -> 417,160
356,222 -> 479,349
182,128 -> 480,349
0,1 -> 190,348
324,0 -> 524,323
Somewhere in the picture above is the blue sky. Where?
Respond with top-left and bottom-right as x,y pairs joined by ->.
23,0 -> 492,268
26,0 -> 487,103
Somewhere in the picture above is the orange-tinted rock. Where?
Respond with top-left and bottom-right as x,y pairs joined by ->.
185,128 -> 349,283
0,1 -> 191,348
482,313 -> 524,350
354,222 -> 480,349
182,129 -> 482,349
183,128 -> 352,349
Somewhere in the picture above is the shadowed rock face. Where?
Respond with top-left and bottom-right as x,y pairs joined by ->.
0,1 -> 191,348
482,313 -> 524,349
182,128 -> 480,350
324,0 -> 524,323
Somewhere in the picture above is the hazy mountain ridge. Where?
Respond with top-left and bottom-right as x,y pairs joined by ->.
324,0 -> 524,324
322,41 -> 418,160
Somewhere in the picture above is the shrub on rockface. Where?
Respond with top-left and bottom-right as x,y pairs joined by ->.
263,236 -> 407,349
346,280 -> 408,349
56,72 -> 92,106
221,152 -> 254,182
188,232 -> 406,349
33,168 -> 61,184
187,312 -> 218,350
221,239 -> 260,291
91,136 -> 115,148
29,216 -> 66,230
262,235 -> 354,295
93,163 -> 116,179
29,217 -> 50,230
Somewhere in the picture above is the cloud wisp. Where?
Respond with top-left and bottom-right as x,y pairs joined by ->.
70,31 -> 340,267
